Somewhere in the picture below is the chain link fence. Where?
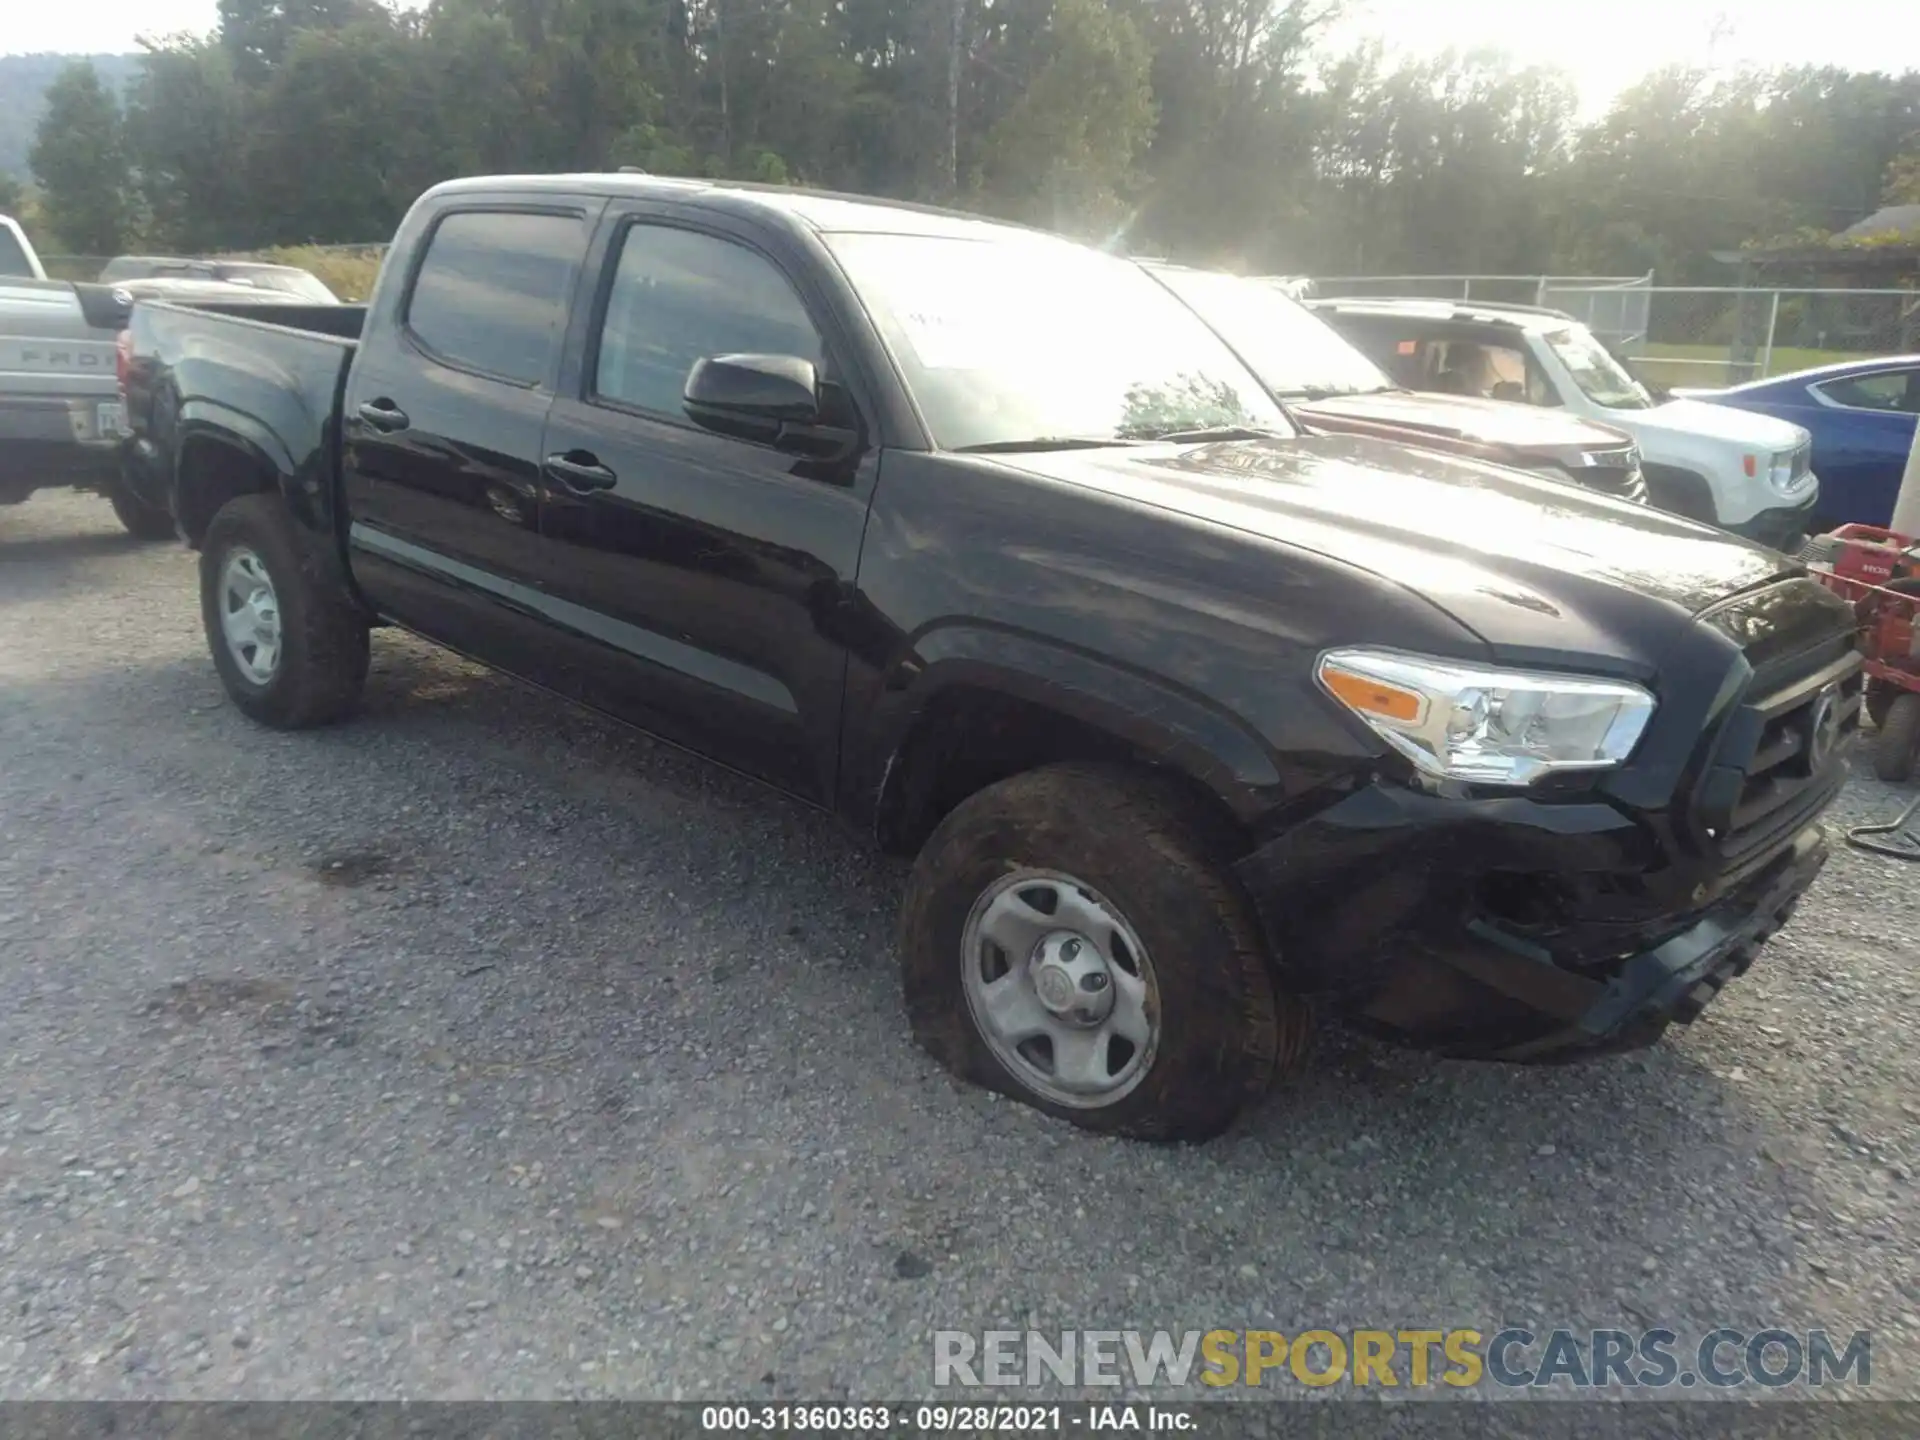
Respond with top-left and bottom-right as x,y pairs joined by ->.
1560,286 -> 1920,390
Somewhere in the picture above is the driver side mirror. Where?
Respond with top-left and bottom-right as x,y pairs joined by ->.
683,353 -> 859,459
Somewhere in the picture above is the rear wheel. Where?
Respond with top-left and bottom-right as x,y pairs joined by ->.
200,494 -> 369,728
898,763 -> 1309,1141
1873,693 -> 1920,783
106,478 -> 175,540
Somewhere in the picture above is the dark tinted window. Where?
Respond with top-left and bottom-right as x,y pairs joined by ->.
407,211 -> 584,385
0,225 -> 35,278
595,224 -> 822,417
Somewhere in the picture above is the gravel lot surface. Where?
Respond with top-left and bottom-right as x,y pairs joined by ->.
2,489 -> 1917,1404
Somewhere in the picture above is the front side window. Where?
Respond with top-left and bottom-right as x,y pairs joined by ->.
1816,370 -> 1917,413
406,210 -> 585,385
1432,339 -> 1556,406
595,224 -> 823,418
1542,326 -> 1652,410
825,230 -> 1290,450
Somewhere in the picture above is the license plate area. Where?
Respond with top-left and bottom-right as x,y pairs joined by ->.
95,402 -> 125,439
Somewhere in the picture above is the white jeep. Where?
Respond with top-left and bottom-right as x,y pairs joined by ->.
1313,297 -> 1819,550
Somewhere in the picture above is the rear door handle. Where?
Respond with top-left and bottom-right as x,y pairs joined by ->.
357,399 -> 409,433
544,452 -> 618,494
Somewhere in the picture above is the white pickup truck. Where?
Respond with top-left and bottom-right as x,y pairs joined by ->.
1313,297 -> 1820,551
0,215 -> 156,531
2,218 -> 336,537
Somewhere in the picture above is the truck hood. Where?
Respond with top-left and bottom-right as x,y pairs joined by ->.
998,433 -> 1795,667
1623,397 -> 1808,451
1294,390 -> 1630,456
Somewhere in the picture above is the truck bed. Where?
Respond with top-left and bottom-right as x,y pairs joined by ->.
162,300 -> 369,343
118,298 -> 370,529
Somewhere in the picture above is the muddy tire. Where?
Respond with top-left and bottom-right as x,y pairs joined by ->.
1873,692 -> 1920,783
200,493 -> 368,729
106,478 -> 176,540
899,763 -> 1307,1142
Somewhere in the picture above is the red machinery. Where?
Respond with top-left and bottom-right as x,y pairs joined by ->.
1801,523 -> 1920,783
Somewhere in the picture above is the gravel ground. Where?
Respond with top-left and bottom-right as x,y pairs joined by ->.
1,488 -> 1916,1403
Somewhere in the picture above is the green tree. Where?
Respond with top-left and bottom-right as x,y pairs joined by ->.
27,61 -> 132,254
124,41 -> 251,251
217,0 -> 392,79
244,16 -> 442,243
0,172 -> 22,214
1885,140 -> 1920,206
971,0 -> 1156,236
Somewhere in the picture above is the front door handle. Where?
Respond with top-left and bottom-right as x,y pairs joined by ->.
357,399 -> 409,433
544,452 -> 617,494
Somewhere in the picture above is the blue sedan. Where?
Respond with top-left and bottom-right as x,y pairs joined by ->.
1680,356 -> 1919,528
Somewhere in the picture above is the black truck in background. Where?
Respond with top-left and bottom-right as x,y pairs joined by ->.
119,175 -> 1861,1141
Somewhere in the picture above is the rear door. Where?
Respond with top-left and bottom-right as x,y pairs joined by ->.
342,201 -> 597,682
1808,365 -> 1920,524
530,207 -> 880,801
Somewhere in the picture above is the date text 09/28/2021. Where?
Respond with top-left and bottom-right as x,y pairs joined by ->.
700,1406 -> 1189,1432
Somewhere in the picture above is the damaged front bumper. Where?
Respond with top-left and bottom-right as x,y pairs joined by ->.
1233,781 -> 1829,1062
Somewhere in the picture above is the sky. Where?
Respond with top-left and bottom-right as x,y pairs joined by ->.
3,0 -> 1915,114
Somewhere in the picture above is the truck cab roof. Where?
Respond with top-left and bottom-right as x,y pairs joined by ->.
422,172 -> 1058,242
1308,296 -> 1581,331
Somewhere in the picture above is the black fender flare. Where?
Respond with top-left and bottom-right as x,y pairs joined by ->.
171,406 -> 363,611
863,621 -> 1289,834
1641,462 -> 1717,524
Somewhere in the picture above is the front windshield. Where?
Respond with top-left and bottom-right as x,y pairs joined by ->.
1543,326 -> 1652,410
825,231 -> 1292,449
1149,267 -> 1394,400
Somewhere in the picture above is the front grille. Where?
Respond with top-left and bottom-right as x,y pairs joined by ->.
1691,603 -> 1861,887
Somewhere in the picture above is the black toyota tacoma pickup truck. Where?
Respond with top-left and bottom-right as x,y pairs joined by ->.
119,174 -> 1861,1141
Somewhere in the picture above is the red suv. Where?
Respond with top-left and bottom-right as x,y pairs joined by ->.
1146,264 -> 1651,506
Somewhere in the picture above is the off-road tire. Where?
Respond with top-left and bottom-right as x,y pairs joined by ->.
1865,680 -> 1896,730
106,479 -> 176,540
1873,692 -> 1920,783
899,763 -> 1308,1142
200,493 -> 369,729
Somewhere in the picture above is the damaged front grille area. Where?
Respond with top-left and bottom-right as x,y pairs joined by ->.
1691,588 -> 1862,888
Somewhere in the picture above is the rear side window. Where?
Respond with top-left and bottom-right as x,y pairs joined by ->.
594,223 -> 822,418
1817,369 -> 1917,413
406,210 -> 584,385
0,225 -> 35,278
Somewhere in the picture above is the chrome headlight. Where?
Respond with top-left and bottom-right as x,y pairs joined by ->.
1316,649 -> 1656,786
1765,438 -> 1813,495
1767,451 -> 1798,494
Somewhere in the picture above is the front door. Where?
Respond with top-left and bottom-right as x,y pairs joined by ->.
342,203 -> 594,681
533,213 -> 878,801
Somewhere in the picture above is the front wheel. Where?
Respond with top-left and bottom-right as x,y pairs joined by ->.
898,763 -> 1309,1141
200,493 -> 369,729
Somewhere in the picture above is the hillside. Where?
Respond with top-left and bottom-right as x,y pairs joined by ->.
0,53 -> 141,183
